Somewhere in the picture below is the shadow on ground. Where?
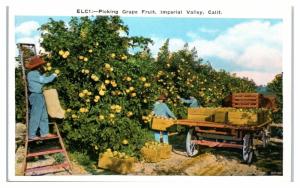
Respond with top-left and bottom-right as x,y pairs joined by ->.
169,133 -> 283,175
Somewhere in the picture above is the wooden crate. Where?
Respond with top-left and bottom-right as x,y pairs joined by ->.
214,111 -> 228,123
232,93 -> 261,108
110,157 -> 135,174
158,144 -> 172,159
141,144 -> 172,162
151,117 -> 175,131
141,147 -> 161,163
214,108 -> 235,123
228,111 -> 262,126
188,114 -> 214,121
98,153 -> 135,174
187,108 -> 216,121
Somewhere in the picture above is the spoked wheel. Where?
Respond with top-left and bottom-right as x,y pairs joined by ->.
261,130 -> 269,148
242,133 -> 254,164
186,128 -> 199,157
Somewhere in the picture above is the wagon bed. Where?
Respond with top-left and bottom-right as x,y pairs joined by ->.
151,117 -> 271,164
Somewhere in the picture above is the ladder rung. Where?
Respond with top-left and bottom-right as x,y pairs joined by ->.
27,148 -> 64,158
25,162 -> 70,175
28,135 -> 59,142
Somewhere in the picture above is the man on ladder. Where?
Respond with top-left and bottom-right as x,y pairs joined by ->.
17,43 -> 72,175
26,56 -> 58,140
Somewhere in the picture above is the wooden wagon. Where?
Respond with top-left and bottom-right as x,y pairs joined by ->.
179,119 -> 270,164
151,93 -> 272,164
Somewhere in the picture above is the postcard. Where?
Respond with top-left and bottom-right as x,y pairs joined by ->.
1,0 -> 297,186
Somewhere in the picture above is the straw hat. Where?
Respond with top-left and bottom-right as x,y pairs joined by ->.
25,56 -> 46,70
157,94 -> 167,101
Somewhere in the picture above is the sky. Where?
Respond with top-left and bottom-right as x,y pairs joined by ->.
15,16 -> 282,86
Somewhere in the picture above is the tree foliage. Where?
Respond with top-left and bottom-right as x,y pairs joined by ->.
267,73 -> 283,123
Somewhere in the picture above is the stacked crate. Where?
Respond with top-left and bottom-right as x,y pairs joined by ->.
228,111 -> 263,126
214,107 -> 235,123
185,93 -> 270,126
232,93 -> 261,108
228,93 -> 265,126
187,108 -> 216,121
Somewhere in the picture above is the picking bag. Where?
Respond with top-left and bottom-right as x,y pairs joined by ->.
43,89 -> 65,119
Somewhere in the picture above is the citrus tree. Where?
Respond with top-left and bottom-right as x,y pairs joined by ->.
267,73 -> 283,123
39,16 -> 156,158
153,40 -> 256,109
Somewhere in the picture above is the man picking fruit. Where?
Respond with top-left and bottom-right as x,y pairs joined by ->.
26,56 -> 58,140
180,96 -> 199,107
152,94 -> 176,144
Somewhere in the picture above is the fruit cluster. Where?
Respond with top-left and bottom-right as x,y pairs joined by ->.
103,148 -> 131,159
143,141 -> 169,149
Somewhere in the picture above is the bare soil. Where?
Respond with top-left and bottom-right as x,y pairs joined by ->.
15,124 -> 282,176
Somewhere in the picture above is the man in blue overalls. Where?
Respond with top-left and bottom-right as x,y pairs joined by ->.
180,96 -> 199,107
153,95 -> 176,144
26,56 -> 57,140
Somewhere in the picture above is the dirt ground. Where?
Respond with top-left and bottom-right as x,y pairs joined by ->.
15,124 -> 283,176
130,133 -> 282,176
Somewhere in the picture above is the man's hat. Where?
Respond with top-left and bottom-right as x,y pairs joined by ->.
157,94 -> 167,101
25,56 -> 46,70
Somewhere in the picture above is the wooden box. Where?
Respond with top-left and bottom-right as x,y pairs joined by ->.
187,108 -> 216,121
228,111 -> 262,126
232,93 -> 261,108
158,144 -> 172,159
151,117 -> 175,131
141,147 -> 161,163
214,111 -> 228,123
98,153 -> 135,174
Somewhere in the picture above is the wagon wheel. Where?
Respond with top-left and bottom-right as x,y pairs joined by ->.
242,133 -> 254,164
261,130 -> 269,148
186,128 -> 199,157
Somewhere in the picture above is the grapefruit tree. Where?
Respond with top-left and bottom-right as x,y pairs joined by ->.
39,16 -> 156,157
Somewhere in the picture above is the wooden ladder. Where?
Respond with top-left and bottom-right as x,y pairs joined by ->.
22,122 -> 72,176
17,43 -> 72,175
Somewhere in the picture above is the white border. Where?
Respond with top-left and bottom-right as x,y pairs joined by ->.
3,0 -> 295,185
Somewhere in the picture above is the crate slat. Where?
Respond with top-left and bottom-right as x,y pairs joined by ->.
232,93 -> 261,108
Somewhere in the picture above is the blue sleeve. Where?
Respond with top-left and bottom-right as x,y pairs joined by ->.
164,104 -> 176,119
180,98 -> 192,104
39,74 -> 56,84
